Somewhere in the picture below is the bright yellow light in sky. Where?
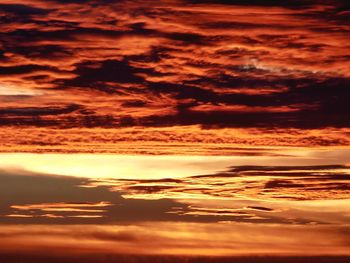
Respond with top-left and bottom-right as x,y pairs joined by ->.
0,83 -> 43,96
1,154 -> 234,179
0,149 -> 349,180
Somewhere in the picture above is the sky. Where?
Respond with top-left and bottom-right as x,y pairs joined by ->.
0,1 -> 349,262
0,0 -> 349,153
0,151 -> 349,257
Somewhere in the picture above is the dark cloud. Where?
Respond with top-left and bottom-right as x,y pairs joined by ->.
185,0 -> 342,8
8,45 -> 73,60
121,100 -> 148,107
264,180 -> 303,189
0,169 -> 185,224
0,104 -> 81,117
0,4 -> 51,16
136,76 -> 350,129
64,60 -> 145,88
0,64 -> 60,75
188,165 -> 350,179
229,165 -> 347,173
246,206 -> 274,212
164,32 -> 207,44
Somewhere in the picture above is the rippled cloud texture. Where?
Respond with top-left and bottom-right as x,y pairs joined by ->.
0,0 -> 349,151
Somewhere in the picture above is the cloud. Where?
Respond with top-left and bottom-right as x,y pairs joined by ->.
0,255 -> 350,263
0,155 -> 349,258
0,0 -> 349,151
0,4 -> 50,16
0,126 -> 349,153
97,164 -> 350,202
0,222 -> 350,257
0,104 -> 81,116
184,0 -> 315,7
0,168 -> 236,224
64,60 -> 145,88
2,158 -> 349,225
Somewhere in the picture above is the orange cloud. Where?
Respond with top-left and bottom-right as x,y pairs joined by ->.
0,0 -> 349,153
0,222 -> 349,256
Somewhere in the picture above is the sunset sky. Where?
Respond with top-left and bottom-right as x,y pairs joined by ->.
0,0 -> 349,262
0,0 -> 349,153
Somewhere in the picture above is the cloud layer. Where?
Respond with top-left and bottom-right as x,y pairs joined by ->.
0,152 -> 349,258
0,0 -> 349,151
